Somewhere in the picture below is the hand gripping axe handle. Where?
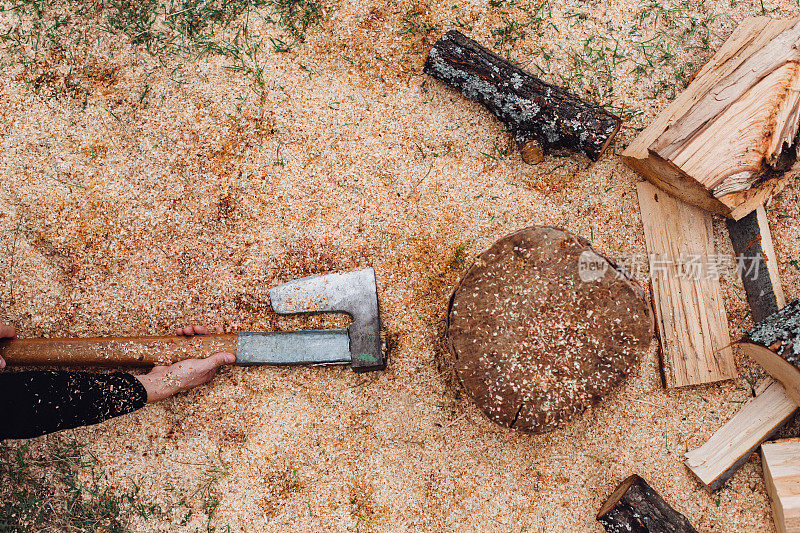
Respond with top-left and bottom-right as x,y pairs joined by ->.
0,268 -> 385,372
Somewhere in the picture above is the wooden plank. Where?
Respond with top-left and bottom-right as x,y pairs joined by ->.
685,379 -> 798,491
623,17 -> 800,220
727,205 -> 787,322
762,438 -> 800,533
636,182 -> 737,387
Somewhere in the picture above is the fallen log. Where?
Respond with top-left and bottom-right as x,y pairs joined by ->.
742,299 -> 800,405
596,475 -> 698,532
622,17 -> 800,220
424,30 -> 622,163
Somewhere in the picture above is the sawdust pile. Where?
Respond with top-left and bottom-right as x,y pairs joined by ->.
1,0 -> 799,531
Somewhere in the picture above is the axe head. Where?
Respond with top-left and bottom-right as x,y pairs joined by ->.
269,267 -> 384,372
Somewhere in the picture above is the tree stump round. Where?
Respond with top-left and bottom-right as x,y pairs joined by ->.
446,226 -> 653,433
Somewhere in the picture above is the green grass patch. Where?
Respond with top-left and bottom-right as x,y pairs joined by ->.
0,0 -> 328,96
0,435 -> 231,532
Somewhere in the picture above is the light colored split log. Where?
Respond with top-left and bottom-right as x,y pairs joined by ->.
636,182 -> 737,387
757,206 -> 787,310
623,17 -> 800,220
685,379 -> 798,491
762,438 -> 800,533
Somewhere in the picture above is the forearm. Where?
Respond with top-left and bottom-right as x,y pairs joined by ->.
0,371 -> 147,440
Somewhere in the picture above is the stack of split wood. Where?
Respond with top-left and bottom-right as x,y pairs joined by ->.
612,16 -> 800,533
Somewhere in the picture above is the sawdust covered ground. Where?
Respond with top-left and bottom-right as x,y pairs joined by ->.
1,0 -> 800,530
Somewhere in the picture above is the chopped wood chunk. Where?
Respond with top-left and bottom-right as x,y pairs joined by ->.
742,300 -> 800,404
597,474 -> 698,532
685,379 -> 798,491
762,438 -> 800,533
623,17 -> 800,220
636,182 -> 736,387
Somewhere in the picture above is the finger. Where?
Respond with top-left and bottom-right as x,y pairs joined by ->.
0,324 -> 16,339
183,326 -> 195,336
214,326 -> 223,334
175,327 -> 186,336
193,326 -> 210,335
0,355 -> 5,369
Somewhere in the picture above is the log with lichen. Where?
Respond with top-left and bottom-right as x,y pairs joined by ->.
423,30 -> 622,163
741,300 -> 800,404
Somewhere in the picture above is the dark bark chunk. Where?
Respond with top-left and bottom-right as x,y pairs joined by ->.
726,211 -> 780,322
597,475 -> 698,533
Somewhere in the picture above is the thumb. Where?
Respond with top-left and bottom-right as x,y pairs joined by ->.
201,352 -> 236,370
0,356 -> 5,369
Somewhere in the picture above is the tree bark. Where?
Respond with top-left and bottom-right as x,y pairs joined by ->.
597,475 -> 698,533
424,30 -> 622,162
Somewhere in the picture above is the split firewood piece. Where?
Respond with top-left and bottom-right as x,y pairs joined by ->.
623,17 -> 800,220
762,438 -> 800,533
637,182 -> 737,387
596,475 -> 698,532
684,379 -> 798,491
741,300 -> 800,404
424,30 -> 622,163
446,226 -> 653,433
727,205 -> 787,323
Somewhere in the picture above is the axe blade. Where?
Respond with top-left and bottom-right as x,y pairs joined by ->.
269,267 -> 384,371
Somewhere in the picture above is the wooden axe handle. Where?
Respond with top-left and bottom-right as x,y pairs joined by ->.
0,334 -> 238,366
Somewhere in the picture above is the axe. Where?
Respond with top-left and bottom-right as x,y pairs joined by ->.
0,268 -> 384,372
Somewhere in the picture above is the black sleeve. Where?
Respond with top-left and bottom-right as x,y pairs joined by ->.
0,371 -> 147,440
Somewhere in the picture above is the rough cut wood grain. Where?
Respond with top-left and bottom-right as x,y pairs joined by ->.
742,299 -> 800,404
762,438 -> 800,533
684,379 -> 798,491
596,475 -> 698,532
424,30 -> 621,162
446,226 -> 653,433
623,17 -> 800,220
636,182 -> 737,387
